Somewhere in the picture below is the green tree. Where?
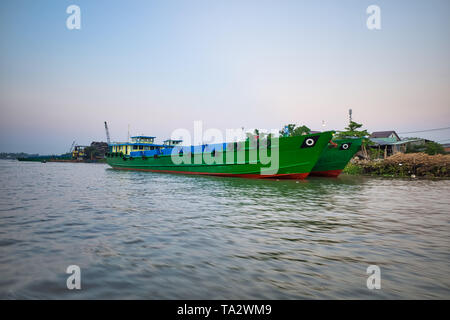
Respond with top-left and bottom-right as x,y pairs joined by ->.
335,120 -> 370,158
83,146 -> 98,159
335,121 -> 370,139
279,124 -> 311,137
405,140 -> 445,155
424,141 -> 445,155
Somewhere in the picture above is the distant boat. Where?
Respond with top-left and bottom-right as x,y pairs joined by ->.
309,138 -> 363,177
105,132 -> 335,179
17,154 -> 73,162
17,157 -> 42,162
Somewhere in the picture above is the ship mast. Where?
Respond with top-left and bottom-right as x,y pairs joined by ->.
104,121 -> 111,145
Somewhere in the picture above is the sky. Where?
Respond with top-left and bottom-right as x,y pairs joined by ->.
0,0 -> 449,154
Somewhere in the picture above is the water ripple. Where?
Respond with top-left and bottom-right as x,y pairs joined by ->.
0,160 -> 449,299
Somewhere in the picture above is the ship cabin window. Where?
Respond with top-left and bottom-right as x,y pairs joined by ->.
131,137 -> 155,144
139,145 -> 144,150
163,140 -> 182,147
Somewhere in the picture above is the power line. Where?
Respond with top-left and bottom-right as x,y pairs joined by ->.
398,126 -> 450,134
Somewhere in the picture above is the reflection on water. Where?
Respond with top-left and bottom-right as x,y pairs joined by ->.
0,160 -> 449,299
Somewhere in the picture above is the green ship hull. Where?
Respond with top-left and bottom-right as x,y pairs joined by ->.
310,138 -> 363,177
106,131 -> 334,179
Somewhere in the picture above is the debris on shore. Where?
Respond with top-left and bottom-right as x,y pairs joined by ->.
344,153 -> 450,178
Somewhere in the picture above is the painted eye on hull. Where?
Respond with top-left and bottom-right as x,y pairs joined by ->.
300,136 -> 319,148
340,143 -> 352,150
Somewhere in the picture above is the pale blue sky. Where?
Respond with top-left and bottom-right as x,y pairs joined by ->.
1,0 -> 449,153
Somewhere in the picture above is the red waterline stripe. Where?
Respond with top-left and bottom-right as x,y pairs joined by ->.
309,169 -> 342,177
111,167 -> 310,180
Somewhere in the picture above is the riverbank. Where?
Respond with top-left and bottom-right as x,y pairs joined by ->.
17,158 -> 106,163
343,153 -> 450,178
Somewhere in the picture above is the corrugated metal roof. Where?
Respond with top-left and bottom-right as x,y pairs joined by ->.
370,137 -> 397,145
390,139 -> 424,145
370,131 -> 399,139
370,138 -> 424,146
131,136 -> 156,139
110,142 -> 166,147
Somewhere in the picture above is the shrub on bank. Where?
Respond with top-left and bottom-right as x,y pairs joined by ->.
342,162 -> 363,175
344,153 -> 450,178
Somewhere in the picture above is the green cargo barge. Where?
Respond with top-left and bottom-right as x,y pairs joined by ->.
106,132 -> 334,179
310,138 -> 363,177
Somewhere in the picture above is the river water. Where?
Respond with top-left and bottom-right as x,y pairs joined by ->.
0,160 -> 449,299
